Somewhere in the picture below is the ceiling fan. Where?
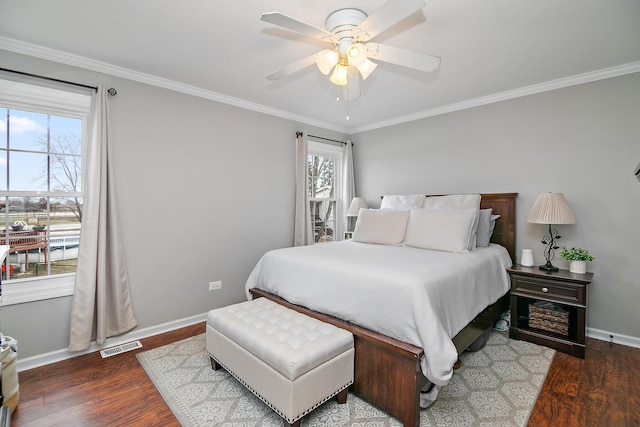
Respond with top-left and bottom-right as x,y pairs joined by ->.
261,0 -> 441,98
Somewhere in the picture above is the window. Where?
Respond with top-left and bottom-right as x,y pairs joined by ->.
307,141 -> 343,243
0,79 -> 91,304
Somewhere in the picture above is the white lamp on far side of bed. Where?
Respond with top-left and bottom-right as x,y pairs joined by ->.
527,193 -> 576,272
347,197 -> 369,232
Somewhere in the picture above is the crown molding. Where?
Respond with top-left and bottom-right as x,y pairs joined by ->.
0,36 -> 349,134
2,36 -> 637,136
350,61 -> 640,134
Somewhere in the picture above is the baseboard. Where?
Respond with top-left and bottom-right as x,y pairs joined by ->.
17,316 -> 639,372
587,327 -> 640,349
16,312 -> 208,372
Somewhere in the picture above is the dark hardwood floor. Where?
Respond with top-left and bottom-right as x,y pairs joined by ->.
12,323 -> 205,427
529,337 -> 640,427
11,324 -> 640,426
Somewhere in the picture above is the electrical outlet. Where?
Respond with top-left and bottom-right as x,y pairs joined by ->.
209,281 -> 222,291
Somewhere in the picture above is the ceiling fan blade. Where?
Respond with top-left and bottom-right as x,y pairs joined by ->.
261,12 -> 334,41
355,0 -> 427,41
265,53 -> 318,81
366,43 -> 440,72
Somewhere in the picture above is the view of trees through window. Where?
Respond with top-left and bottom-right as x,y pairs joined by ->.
1,108 -> 83,281
308,153 -> 336,242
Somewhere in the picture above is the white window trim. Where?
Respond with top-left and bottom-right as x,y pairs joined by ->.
0,78 -> 90,305
0,79 -> 91,118
2,274 -> 75,305
308,140 -> 344,241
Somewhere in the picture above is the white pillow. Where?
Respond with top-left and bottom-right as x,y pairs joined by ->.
476,209 -> 501,247
352,209 -> 410,245
380,194 -> 426,209
404,209 -> 478,253
422,194 -> 481,250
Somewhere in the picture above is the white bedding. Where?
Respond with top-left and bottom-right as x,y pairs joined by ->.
245,240 -> 512,386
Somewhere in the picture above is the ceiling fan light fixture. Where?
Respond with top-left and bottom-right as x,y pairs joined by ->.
356,58 -> 377,80
316,50 -> 340,75
347,43 -> 367,67
330,59 -> 349,86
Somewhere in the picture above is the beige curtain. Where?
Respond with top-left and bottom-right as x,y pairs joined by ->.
68,84 -> 137,351
341,140 -> 355,236
294,132 -> 313,246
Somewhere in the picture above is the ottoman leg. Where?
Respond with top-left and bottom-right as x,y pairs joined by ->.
283,418 -> 301,427
210,357 -> 222,371
336,387 -> 349,404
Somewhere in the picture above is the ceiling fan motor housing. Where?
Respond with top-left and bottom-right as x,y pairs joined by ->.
325,9 -> 367,53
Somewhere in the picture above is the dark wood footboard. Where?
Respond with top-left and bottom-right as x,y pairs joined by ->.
251,288 -> 510,426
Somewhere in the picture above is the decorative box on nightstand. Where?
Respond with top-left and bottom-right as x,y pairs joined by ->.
507,265 -> 593,358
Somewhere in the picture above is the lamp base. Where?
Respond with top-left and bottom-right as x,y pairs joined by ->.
539,261 -> 559,272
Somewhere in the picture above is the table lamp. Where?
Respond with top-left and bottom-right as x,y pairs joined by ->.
347,197 -> 369,232
527,193 -> 576,271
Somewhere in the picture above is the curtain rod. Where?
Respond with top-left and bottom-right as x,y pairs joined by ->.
296,132 -> 350,146
0,67 -> 99,92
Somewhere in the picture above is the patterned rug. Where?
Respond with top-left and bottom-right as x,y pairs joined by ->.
137,331 -> 555,426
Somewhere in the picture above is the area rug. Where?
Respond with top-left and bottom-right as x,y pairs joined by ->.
137,331 -> 555,426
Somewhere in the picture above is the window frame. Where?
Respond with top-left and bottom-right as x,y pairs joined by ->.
0,79 -> 91,306
307,140 -> 344,243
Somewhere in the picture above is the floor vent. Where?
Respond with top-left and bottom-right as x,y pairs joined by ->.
100,340 -> 143,358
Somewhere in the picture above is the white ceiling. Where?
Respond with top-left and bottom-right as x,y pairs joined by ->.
1,0 -> 639,133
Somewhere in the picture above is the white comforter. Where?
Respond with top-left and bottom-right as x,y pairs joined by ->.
245,240 -> 512,385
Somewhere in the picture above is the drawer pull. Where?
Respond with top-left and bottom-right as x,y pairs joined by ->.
542,287 -> 549,293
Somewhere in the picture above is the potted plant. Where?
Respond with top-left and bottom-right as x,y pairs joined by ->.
559,247 -> 594,274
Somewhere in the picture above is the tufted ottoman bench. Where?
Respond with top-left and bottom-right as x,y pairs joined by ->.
206,297 -> 354,427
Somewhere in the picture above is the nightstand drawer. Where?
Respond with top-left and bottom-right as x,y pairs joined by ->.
511,275 -> 582,305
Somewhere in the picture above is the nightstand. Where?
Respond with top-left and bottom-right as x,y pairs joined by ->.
507,265 -> 593,358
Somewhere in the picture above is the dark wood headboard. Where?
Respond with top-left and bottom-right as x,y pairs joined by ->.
424,193 -> 518,263
480,193 -> 517,263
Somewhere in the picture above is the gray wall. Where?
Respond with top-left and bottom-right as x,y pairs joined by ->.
2,48 -> 638,362
0,50 -> 347,360
352,72 -> 640,341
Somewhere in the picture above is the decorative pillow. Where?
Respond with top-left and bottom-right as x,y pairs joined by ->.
352,209 -> 410,245
404,208 -> 478,253
422,194 -> 481,250
380,194 -> 426,209
475,209 -> 501,247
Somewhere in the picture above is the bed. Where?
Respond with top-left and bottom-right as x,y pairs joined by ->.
246,193 -> 517,426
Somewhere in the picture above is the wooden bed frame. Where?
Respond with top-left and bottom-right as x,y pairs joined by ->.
249,193 -> 517,427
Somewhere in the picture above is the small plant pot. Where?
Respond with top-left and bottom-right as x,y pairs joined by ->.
569,260 -> 587,274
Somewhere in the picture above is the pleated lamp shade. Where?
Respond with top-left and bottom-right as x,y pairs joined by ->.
527,193 -> 576,225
